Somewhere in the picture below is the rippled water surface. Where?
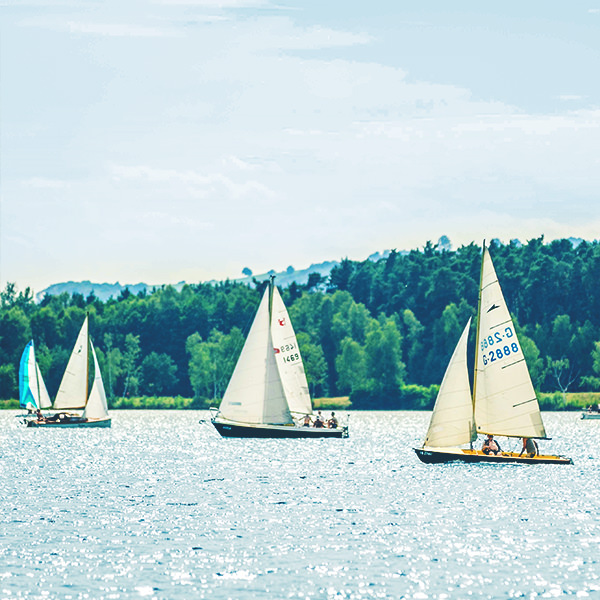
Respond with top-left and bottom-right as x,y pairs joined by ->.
1,410 -> 599,599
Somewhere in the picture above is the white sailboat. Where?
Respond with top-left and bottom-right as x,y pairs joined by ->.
27,315 -> 111,428
19,340 -> 52,411
415,244 -> 572,464
211,278 -> 348,438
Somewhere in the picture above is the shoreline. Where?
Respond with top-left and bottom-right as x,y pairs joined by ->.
2,392 -> 598,411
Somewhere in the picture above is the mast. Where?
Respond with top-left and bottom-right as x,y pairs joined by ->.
471,240 -> 485,417
85,313 -> 90,405
268,275 -> 275,323
33,342 -> 42,408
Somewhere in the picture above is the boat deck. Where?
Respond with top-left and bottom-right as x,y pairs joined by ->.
414,446 -> 572,465
26,415 -> 112,428
212,419 -> 348,438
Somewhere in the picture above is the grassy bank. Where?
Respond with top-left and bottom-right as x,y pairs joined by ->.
538,392 -> 600,411
2,393 -> 599,411
0,399 -> 19,409
110,396 -> 353,410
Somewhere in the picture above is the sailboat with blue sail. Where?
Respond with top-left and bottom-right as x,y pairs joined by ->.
19,340 -> 52,412
25,315 -> 111,428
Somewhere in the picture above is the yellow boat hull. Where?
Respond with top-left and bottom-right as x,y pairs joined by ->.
415,446 -> 572,465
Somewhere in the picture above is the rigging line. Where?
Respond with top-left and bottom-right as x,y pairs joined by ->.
501,358 -> 526,369
512,398 -> 537,408
489,319 -> 512,329
480,279 -> 499,292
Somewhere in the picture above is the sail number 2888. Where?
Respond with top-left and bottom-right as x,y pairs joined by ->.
482,343 -> 519,365
481,327 -> 519,365
481,327 -> 520,366
480,326 -> 514,352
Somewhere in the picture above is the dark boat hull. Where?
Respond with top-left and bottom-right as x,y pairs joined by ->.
26,415 -> 112,428
414,447 -> 572,465
212,419 -> 348,438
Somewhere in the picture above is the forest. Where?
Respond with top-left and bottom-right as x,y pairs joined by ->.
1,237 -> 600,410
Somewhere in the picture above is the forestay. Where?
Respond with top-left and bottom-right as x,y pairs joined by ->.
219,288 -> 293,425
83,341 -> 110,421
270,287 -> 313,416
424,318 -> 476,448
474,248 -> 546,439
54,316 -> 90,410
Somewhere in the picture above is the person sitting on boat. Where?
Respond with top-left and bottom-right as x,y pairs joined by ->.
302,414 -> 312,427
519,437 -> 539,458
327,412 -> 338,429
313,411 -> 325,428
35,409 -> 46,423
482,434 -> 501,455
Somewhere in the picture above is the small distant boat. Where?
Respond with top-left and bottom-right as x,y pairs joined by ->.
211,278 -> 348,438
26,315 -> 111,428
581,407 -> 600,420
414,243 -> 572,465
19,340 -> 52,412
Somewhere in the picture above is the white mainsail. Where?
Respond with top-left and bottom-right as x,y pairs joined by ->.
423,318 -> 476,448
270,287 -> 313,416
218,287 -> 293,425
473,248 -> 546,439
83,341 -> 110,421
35,361 -> 52,410
54,316 -> 89,410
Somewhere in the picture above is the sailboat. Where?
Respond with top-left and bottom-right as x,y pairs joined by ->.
26,315 -> 111,428
19,340 -> 52,412
211,278 -> 348,438
414,244 -> 572,465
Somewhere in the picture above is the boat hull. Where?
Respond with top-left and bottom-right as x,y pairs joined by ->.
414,447 -> 572,465
212,419 -> 348,438
581,412 -> 600,420
26,416 -> 112,428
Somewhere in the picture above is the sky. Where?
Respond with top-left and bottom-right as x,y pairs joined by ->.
1,1 -> 599,294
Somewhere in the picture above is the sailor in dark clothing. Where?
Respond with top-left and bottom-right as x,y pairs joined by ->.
313,411 -> 325,428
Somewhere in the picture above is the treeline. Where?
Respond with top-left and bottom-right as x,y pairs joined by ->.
1,237 -> 600,409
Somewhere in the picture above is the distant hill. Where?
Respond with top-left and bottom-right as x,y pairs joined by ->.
35,281 -> 169,303
35,260 -> 342,303
35,235 -> 587,303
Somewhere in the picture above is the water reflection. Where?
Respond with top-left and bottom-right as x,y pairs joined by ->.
0,410 -> 599,598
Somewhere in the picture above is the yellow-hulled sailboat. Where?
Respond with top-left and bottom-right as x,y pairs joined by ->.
414,243 -> 572,465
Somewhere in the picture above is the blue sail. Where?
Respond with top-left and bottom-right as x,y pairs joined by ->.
19,341 -> 37,409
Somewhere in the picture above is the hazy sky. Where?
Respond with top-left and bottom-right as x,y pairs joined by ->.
2,1 -> 599,294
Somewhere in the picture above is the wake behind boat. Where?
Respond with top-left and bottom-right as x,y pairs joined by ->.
211,277 -> 348,439
414,243 -> 572,465
25,315 -> 111,428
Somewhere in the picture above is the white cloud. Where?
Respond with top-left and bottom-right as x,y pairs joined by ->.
153,0 -> 271,6
64,20 -> 177,37
110,164 -> 276,199
22,177 -> 71,189
141,211 -> 214,231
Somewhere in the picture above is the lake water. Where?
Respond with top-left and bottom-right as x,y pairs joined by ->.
0,410 -> 599,599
